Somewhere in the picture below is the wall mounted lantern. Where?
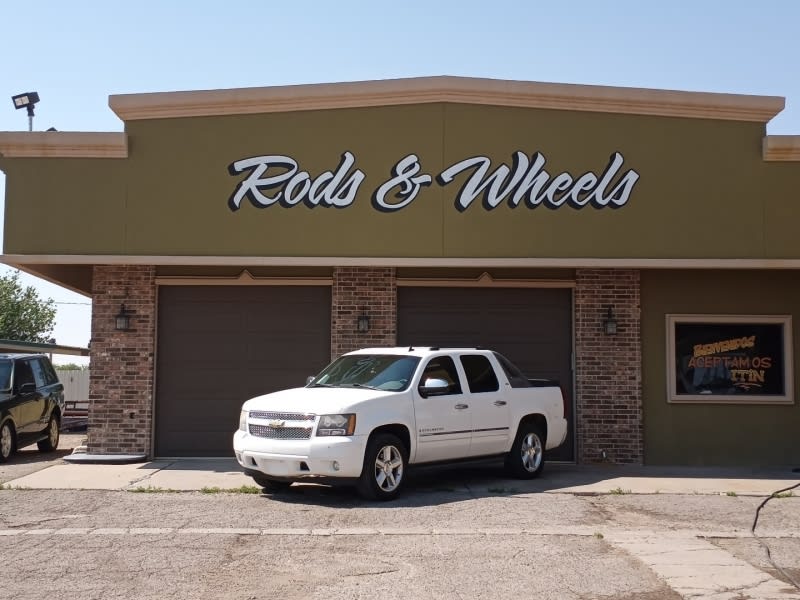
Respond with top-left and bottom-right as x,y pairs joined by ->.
115,303 -> 133,332
602,305 -> 618,335
357,310 -> 370,333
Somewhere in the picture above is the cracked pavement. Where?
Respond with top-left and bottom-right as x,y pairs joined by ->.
1,477 -> 798,599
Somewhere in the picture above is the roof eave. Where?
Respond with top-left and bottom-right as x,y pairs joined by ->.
108,75 -> 785,123
0,132 -> 128,159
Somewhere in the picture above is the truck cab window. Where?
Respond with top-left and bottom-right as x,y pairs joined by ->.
460,354 -> 500,393
420,356 -> 462,395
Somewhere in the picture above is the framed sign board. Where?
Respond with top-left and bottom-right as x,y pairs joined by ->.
666,315 -> 794,404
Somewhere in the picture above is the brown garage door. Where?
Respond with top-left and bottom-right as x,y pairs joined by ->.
398,287 -> 574,461
155,286 -> 331,457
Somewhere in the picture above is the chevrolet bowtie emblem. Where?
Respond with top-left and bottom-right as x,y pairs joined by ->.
268,420 -> 286,428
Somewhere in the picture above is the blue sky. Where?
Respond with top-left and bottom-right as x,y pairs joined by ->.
1,0 -> 799,363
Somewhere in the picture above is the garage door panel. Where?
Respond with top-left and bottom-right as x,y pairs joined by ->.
398,287 -> 574,461
155,286 -> 331,457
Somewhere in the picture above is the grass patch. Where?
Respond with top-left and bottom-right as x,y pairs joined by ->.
726,491 -> 738,497
773,490 -> 795,499
128,485 -> 180,493
608,487 -> 630,495
487,486 -> 518,495
593,532 -> 604,539
201,485 -> 262,494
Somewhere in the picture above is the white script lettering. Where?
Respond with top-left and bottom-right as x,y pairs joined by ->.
372,154 -> 432,211
438,151 -> 639,211
227,150 -> 640,212
227,152 -> 365,210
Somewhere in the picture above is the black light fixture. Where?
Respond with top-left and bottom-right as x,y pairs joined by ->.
11,91 -> 40,131
115,303 -> 133,332
357,309 -> 370,333
602,305 -> 618,335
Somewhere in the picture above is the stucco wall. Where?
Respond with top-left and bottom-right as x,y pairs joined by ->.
641,269 -> 800,466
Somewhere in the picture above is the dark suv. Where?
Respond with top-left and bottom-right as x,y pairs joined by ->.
0,354 -> 65,462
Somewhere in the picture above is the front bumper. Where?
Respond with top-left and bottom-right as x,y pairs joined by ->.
233,430 -> 368,480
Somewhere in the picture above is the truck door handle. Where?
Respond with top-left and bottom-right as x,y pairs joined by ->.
454,404 -> 469,410
493,400 -> 507,406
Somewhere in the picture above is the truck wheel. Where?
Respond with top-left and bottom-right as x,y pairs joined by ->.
357,433 -> 407,501
37,414 -> 60,452
250,473 -> 292,493
505,423 -> 545,479
0,422 -> 14,462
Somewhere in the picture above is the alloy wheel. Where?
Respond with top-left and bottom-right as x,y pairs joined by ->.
520,432 -> 543,472
0,425 -> 12,459
373,444 -> 403,492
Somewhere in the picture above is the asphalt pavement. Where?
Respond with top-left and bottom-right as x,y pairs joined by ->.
2,438 -> 799,599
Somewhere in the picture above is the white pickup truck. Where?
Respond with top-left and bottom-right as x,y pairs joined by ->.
233,347 -> 568,500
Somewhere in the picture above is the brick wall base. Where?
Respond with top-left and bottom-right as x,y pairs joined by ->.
84,264 -> 645,464
88,265 -> 156,455
331,267 -> 397,359
575,269 -> 642,464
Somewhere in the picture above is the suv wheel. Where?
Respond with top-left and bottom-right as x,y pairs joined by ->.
0,422 -> 15,462
37,415 -> 60,452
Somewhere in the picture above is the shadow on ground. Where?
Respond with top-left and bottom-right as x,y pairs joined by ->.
239,459 -> 800,509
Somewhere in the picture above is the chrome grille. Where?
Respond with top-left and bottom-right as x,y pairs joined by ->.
247,411 -> 316,440
249,411 -> 315,421
249,424 -> 313,440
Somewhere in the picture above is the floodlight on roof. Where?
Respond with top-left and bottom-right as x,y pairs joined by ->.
11,91 -> 40,131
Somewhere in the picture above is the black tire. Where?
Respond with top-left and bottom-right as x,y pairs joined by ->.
505,422 -> 546,479
0,421 -> 15,463
250,473 -> 292,493
37,414 -> 60,452
357,433 -> 408,501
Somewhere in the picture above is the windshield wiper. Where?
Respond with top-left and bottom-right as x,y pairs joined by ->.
311,383 -> 335,388
346,383 -> 382,390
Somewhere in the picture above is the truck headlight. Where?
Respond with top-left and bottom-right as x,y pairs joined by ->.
239,410 -> 248,432
316,414 -> 356,436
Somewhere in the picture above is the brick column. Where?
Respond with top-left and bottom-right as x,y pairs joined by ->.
331,267 -> 396,359
575,269 -> 642,464
88,265 -> 156,455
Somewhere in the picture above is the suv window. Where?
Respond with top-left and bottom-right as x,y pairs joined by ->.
492,352 -> 531,388
420,356 -> 462,395
41,358 -> 59,385
459,354 -> 500,393
31,358 -> 49,388
0,360 -> 12,391
14,359 -> 35,391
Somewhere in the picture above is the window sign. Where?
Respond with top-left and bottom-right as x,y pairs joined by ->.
667,315 -> 794,404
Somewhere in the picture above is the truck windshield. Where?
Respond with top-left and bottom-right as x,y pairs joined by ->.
310,355 -> 420,392
0,360 -> 11,391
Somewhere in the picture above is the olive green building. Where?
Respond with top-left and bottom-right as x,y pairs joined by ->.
1,76 -> 798,464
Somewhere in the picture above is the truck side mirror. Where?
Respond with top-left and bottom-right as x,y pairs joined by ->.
419,378 -> 449,398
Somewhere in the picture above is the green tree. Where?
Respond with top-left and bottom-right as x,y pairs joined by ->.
55,363 -> 88,371
0,271 -> 56,343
